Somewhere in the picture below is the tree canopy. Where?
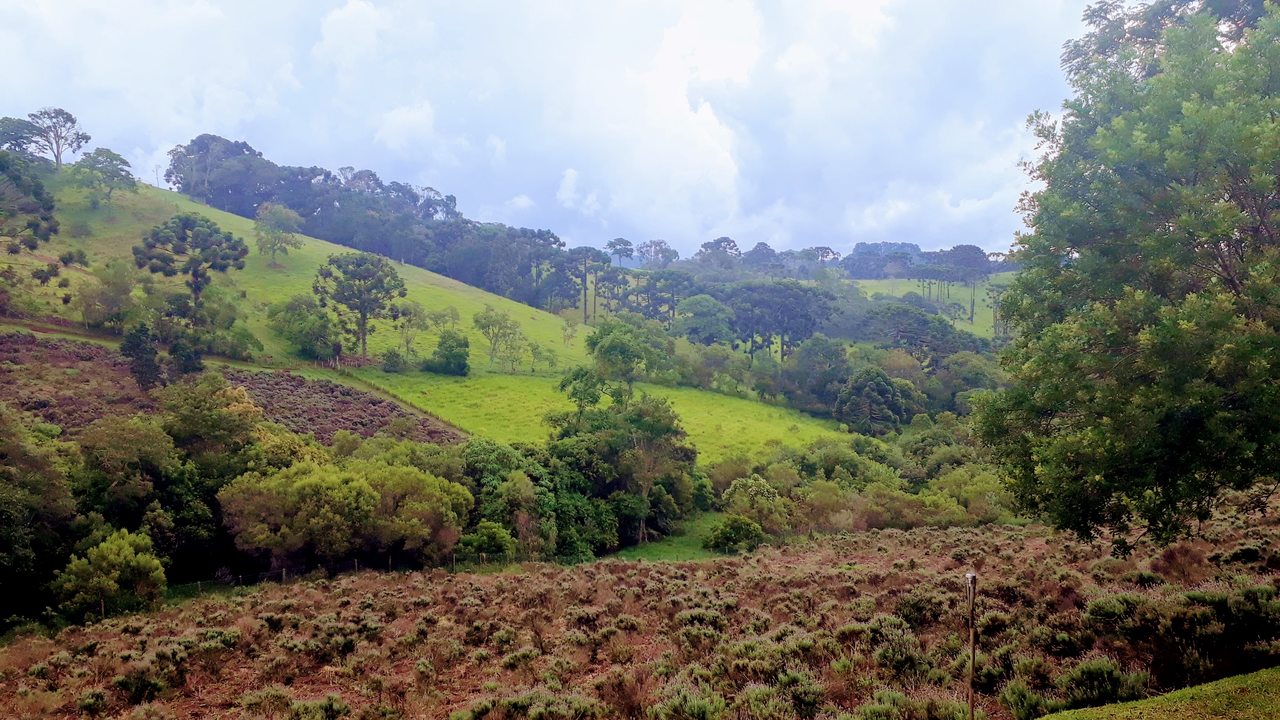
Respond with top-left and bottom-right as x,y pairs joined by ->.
977,2 -> 1280,549
132,213 -> 249,311
313,252 -> 407,357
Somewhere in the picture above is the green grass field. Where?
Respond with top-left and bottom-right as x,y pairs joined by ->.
351,369 -> 842,463
1044,667 -> 1280,720
854,273 -> 1015,339
613,512 -> 726,561
7,182 -> 847,463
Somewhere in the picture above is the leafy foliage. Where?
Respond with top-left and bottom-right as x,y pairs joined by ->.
978,3 -> 1280,548
132,213 -> 249,310
55,529 -> 166,621
313,252 -> 407,357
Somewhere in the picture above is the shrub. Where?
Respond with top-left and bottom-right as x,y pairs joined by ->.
649,684 -> 727,720
289,694 -> 351,719
1057,657 -> 1146,709
381,349 -> 407,373
1000,680 -> 1060,720
703,515 -> 766,554
422,329 -> 470,376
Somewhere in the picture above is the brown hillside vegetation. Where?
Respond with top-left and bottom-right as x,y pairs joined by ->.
3,516 -> 1278,720
0,332 -> 462,444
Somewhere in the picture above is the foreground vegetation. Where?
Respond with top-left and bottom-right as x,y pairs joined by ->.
3,515 -> 1276,719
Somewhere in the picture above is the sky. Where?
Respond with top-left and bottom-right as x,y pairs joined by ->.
1,0 -> 1087,255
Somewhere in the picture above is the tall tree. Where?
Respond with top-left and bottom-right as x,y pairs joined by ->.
26,107 -> 90,169
313,252 -> 407,358
132,213 -> 248,313
69,148 -> 136,208
636,239 -> 679,269
253,202 -> 304,267
606,237 -> 634,266
673,294 -> 735,345
472,304 -> 522,367
977,4 -> 1280,549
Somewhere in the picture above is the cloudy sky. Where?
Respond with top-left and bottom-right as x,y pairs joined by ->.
2,1 -> 1086,254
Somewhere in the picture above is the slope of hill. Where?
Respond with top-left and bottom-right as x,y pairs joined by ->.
854,272 -> 1015,339
2,518 -> 1275,719
0,332 -> 463,444
6,182 -> 846,461
1044,667 -> 1280,720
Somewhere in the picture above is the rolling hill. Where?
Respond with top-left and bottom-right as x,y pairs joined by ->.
6,181 -> 846,462
854,272 -> 1016,339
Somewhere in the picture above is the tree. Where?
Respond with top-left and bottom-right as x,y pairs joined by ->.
585,314 -> 673,399
55,530 -> 166,621
76,261 -> 138,332
495,327 -> 528,373
0,117 -> 40,158
781,335 -> 852,415
425,305 -> 460,332
26,108 -> 90,169
253,202 -> 304,267
389,300 -> 429,356
673,294 -> 735,345
121,323 -> 164,390
606,237 -> 634,266
458,520 -> 518,562
977,4 -> 1280,550
75,416 -> 179,528
833,367 -> 920,436
268,294 -> 340,361
0,402 -> 77,625
695,236 -> 741,268
219,461 -> 472,567
133,213 -> 248,313
167,337 -> 205,377
422,328 -> 470,376
636,239 -> 679,269
313,252 -> 407,357
69,148 -> 136,208
0,150 -> 58,252
472,305 -> 522,367
561,316 -> 580,346
722,475 -> 790,534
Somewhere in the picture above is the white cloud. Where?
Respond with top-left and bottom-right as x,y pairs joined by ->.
375,100 -> 435,151
486,135 -> 507,165
505,194 -> 534,211
312,0 -> 391,76
0,0 -> 1087,254
556,168 -> 579,208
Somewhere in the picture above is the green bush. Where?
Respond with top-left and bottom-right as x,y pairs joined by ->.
1057,657 -> 1147,709
381,348 -> 408,373
459,521 -> 517,562
649,684 -> 727,720
422,329 -> 470,376
703,515 -> 766,554
1000,679 -> 1061,720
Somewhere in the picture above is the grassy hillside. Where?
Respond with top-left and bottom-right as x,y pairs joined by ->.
9,182 -> 845,462
854,272 -> 1016,339
1044,667 -> 1280,720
